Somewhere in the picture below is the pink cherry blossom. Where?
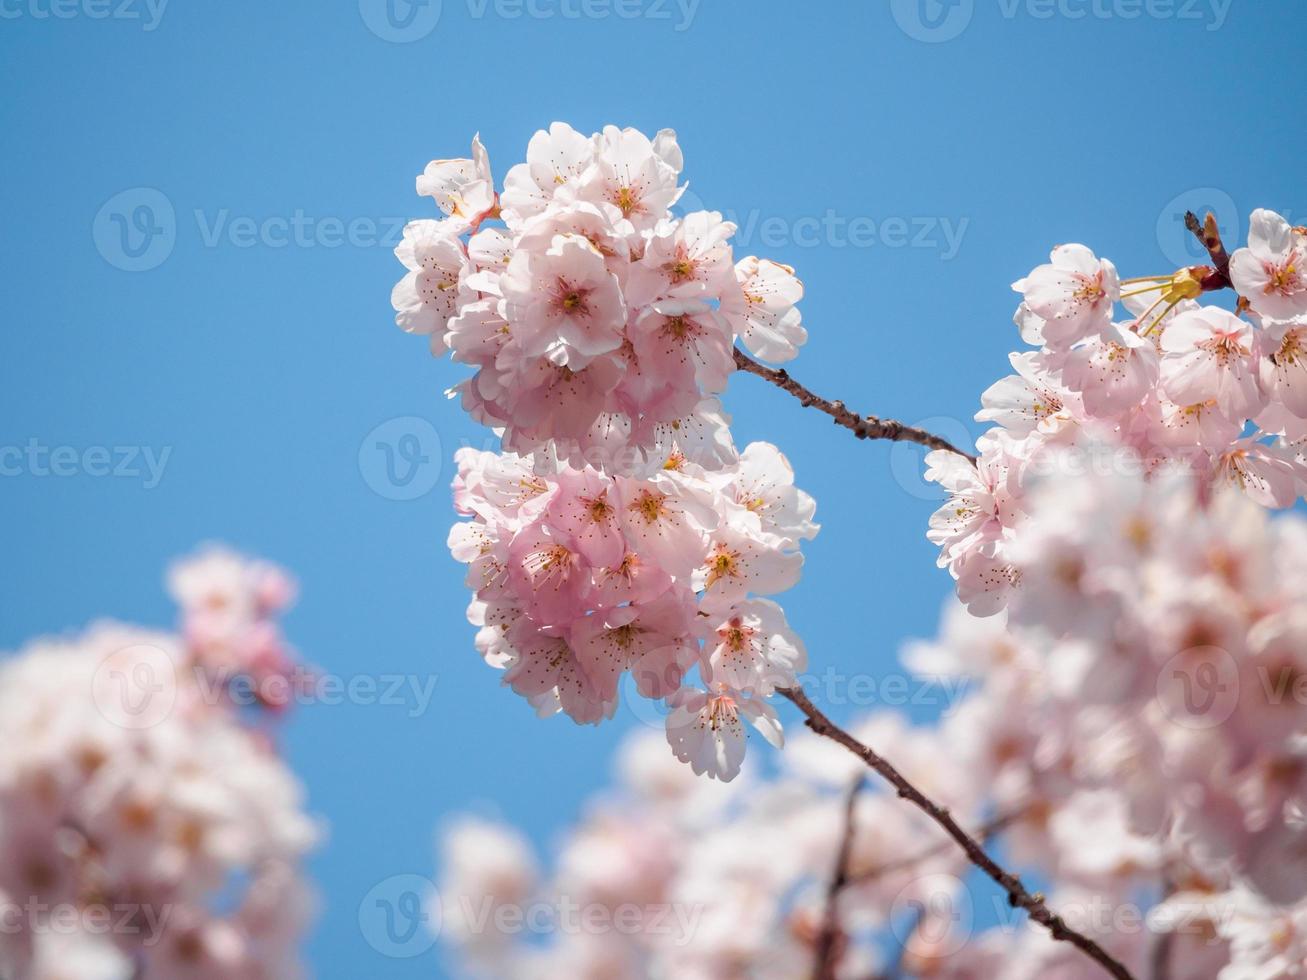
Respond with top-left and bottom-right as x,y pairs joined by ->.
499,121 -> 594,228
391,219 -> 473,345
574,125 -> 684,232
415,133 -> 497,235
701,598 -> 806,696
665,684 -> 783,781
1014,244 -> 1120,349
975,351 -> 1081,437
626,209 -> 737,308
625,299 -> 735,415
1258,317 -> 1307,418
571,589 -> 696,701
925,437 -> 1019,573
693,518 -> 803,604
500,232 -> 627,369
720,257 -> 806,363
1211,437 -> 1301,507
1152,395 -> 1245,449
1160,306 -> 1266,422
715,441 -> 819,547
1058,323 -> 1159,417
1230,209 -> 1307,320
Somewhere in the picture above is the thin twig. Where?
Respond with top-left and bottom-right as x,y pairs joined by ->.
733,348 -> 977,462
814,775 -> 864,980
1149,874 -> 1175,980
1183,210 -> 1234,292
779,686 -> 1137,980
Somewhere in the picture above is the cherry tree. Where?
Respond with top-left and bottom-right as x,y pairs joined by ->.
393,122 -> 1307,978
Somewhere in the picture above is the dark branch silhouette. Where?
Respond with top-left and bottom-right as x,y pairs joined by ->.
733,348 -> 977,462
779,685 -> 1137,980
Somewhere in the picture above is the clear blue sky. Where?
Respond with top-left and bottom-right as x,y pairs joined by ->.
2,1 -> 1303,976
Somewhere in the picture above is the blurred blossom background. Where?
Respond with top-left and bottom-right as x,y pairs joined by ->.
2,1 -> 1305,976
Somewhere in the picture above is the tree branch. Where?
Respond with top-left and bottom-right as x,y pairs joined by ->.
814,775 -> 864,980
733,348 -> 977,462
779,686 -> 1137,980
1149,874 -> 1175,980
1183,210 -> 1234,292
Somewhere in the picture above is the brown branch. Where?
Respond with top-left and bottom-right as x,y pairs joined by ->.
1183,210 -> 1234,292
779,686 -> 1137,980
814,775 -> 864,980
733,348 -> 977,463
1149,874 -> 1175,980
1149,922 -> 1175,980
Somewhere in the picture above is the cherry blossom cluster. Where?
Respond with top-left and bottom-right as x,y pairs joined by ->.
914,465 -> 1307,978
0,549 -> 317,980
927,209 -> 1307,615
391,122 -> 807,472
396,125 -> 820,780
450,441 -> 817,781
435,466 -> 1307,978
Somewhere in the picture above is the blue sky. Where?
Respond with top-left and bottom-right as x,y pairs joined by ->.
1,1 -> 1303,976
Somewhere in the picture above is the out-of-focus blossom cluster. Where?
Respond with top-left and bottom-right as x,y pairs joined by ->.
450,441 -> 817,781
437,468 -> 1307,978
435,727 -> 982,980
392,121 -> 806,471
168,547 -> 302,712
396,125 -> 817,780
914,468 -> 1307,978
0,548 -> 317,980
927,209 -> 1307,615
